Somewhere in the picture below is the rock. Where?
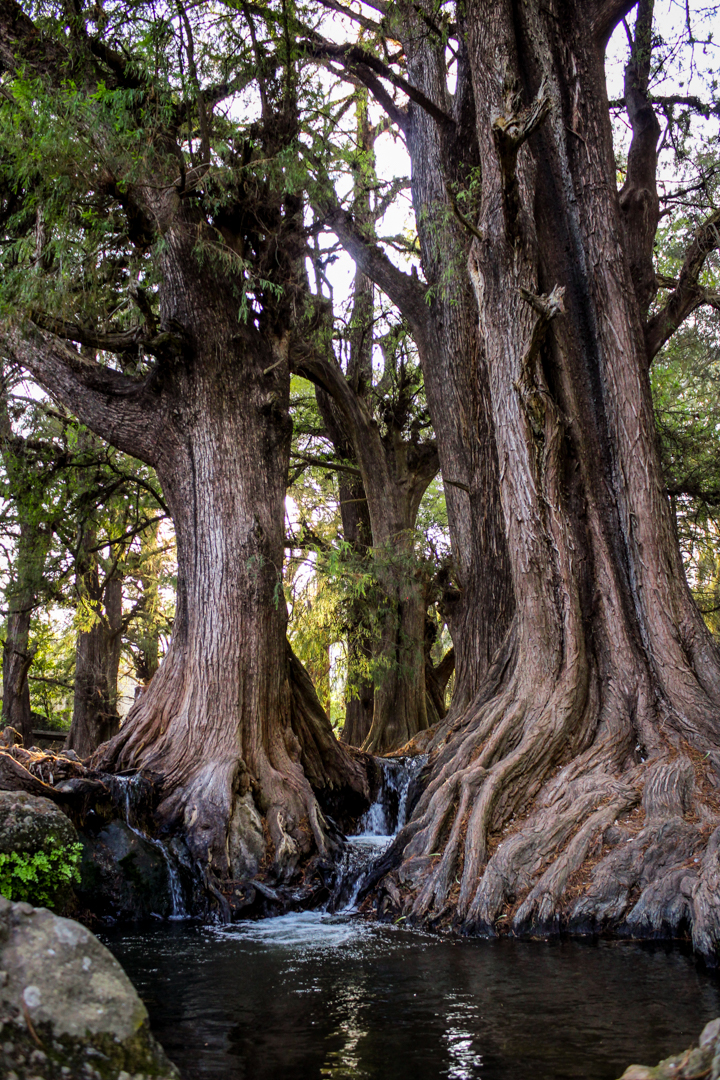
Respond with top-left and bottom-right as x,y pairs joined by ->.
77,821 -> 173,921
0,792 -> 77,858
228,792 -> 266,879
617,1017 -> 720,1079
0,896 -> 179,1078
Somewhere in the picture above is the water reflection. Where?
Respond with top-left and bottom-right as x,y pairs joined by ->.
102,914 -> 720,1080
443,994 -> 484,1080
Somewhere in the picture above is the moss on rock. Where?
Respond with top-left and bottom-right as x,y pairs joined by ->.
0,897 -> 179,1079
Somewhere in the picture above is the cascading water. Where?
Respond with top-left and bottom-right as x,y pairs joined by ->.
110,774 -> 188,920
331,754 -> 427,911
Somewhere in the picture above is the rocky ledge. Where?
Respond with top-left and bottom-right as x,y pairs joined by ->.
0,897 -> 179,1079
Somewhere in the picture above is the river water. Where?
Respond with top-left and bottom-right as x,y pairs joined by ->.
100,759 -> 720,1080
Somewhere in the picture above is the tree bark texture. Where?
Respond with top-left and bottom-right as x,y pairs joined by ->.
64,533 -> 122,759
93,233 -> 359,877
1,523 -> 49,746
375,0 -> 720,964
398,4 -> 515,720
9,222 -> 367,886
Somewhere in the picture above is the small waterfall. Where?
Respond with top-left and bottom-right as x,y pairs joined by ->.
356,755 -> 427,838
110,774 -> 188,920
332,755 -> 427,911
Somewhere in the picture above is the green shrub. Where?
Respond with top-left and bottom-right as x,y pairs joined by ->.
0,842 -> 83,909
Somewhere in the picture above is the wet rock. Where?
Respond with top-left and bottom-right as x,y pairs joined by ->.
77,821 -> 172,921
0,792 -> 77,857
0,896 -> 178,1078
617,1017 -> 720,1079
228,793 -> 266,879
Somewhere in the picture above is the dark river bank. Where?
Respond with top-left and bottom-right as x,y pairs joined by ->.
101,912 -> 719,1080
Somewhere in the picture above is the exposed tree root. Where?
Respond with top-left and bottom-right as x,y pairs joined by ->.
372,676 -> 720,963
91,642 -> 369,896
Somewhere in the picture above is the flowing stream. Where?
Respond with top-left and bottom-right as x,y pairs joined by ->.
101,757 -> 720,1080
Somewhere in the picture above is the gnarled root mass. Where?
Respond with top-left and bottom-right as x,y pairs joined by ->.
366,629 -> 720,965
90,642 -> 369,914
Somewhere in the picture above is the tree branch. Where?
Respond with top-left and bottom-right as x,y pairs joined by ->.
618,0 -> 661,317
591,0 -> 641,47
312,189 -> 429,343
302,36 -> 454,134
609,94 -> 720,119
290,451 -> 362,478
314,0 -> 382,32
0,0 -> 71,81
1,323 -> 164,466
646,208 -> 720,361
31,312 -> 186,360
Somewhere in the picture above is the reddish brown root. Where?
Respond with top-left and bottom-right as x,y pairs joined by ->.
378,666 -> 720,965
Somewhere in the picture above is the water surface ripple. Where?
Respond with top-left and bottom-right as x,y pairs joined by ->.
102,912 -> 720,1080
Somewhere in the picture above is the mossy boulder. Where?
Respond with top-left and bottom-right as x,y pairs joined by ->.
0,792 -> 80,912
618,1017 -> 720,1079
0,896 -> 179,1079
0,792 -> 77,857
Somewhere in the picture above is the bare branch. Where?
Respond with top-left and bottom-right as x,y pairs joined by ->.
646,209 -> 720,361
618,0 -> 661,317
314,0 -> 382,32
312,183 -> 429,342
290,451 -> 362,478
609,94 -> 720,119
302,36 -> 454,134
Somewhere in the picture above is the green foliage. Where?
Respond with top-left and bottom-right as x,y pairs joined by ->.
0,841 -> 82,909
652,307 -> 720,637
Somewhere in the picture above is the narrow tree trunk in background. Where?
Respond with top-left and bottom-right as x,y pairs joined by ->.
315,380 -> 439,754
103,572 -> 123,722
133,525 -> 162,686
65,532 -> 121,758
338,475 -> 374,747
313,258 -> 438,753
2,523 -> 49,746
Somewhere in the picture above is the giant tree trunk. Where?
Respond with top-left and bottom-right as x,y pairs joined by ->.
379,0 -> 720,964
399,7 -> 515,718
92,230 -> 366,880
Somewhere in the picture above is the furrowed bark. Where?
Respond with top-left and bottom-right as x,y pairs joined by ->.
374,0 -> 720,966
1,523 -> 50,747
65,527 -> 122,759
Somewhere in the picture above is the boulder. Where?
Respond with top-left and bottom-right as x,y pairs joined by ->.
618,1017 -> 720,1079
0,792 -> 79,913
77,821 -> 174,921
0,792 -> 77,857
0,896 -> 179,1079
